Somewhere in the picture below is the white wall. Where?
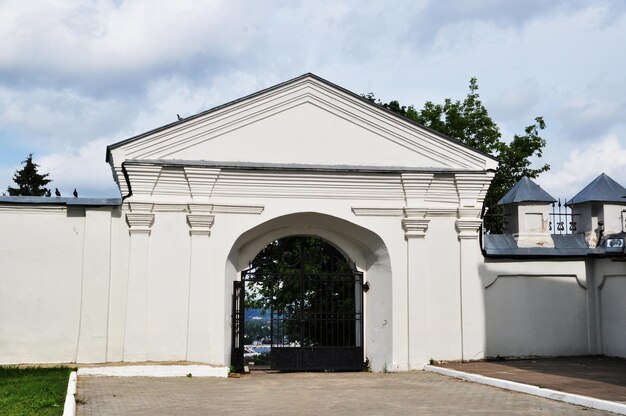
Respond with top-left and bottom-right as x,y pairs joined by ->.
594,259 -> 626,357
481,260 -> 592,358
0,206 -> 87,363
423,217 -> 462,361
146,211 -> 191,361
105,209 -> 130,362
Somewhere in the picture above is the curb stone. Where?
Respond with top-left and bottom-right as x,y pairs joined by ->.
77,364 -> 229,378
62,371 -> 77,416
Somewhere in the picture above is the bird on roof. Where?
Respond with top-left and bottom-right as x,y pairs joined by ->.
45,189 -> 51,197
177,114 -> 183,121
73,188 -> 78,198
55,188 -> 61,197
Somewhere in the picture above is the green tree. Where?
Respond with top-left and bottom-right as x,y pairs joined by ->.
7,154 -> 52,196
245,237 -> 357,347
364,78 -> 549,232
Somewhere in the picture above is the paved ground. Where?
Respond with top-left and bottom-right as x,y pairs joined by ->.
77,371 -> 613,415
439,356 -> 626,403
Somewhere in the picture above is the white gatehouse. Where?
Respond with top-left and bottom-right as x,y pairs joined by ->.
1,74 -> 624,371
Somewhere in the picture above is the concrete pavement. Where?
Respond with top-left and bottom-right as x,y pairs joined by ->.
77,370 -> 613,415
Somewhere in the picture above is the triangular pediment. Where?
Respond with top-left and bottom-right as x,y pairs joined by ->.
108,74 -> 498,173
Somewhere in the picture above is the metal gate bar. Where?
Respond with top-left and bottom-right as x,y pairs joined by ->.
232,237 -> 365,372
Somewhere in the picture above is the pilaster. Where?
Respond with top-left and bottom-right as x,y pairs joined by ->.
402,211 -> 430,369
123,205 -> 154,361
76,207 -> 113,363
456,209 -> 484,361
186,212 -> 215,362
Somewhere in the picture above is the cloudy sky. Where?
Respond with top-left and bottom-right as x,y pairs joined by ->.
1,0 -> 625,199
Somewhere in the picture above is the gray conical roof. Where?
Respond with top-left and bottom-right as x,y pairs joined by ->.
567,173 -> 626,205
497,177 -> 556,205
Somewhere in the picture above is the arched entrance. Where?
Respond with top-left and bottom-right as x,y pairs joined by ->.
232,236 -> 365,372
226,212 -> 393,373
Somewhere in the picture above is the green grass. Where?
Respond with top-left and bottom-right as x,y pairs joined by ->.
0,366 -> 73,416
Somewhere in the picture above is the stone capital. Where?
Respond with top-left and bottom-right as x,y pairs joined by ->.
126,212 -> 155,235
187,214 -> 215,236
402,218 -> 430,239
456,219 -> 483,240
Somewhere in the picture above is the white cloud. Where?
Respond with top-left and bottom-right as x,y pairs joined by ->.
0,1 -> 261,82
0,0 -> 626,198
0,85 -> 136,150
537,135 -> 626,199
37,138 -> 120,197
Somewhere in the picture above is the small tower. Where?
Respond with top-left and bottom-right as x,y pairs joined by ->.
566,173 -> 626,248
498,177 -> 556,248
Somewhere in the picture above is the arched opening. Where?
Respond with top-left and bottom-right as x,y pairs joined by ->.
232,236 -> 365,372
225,212 -> 393,372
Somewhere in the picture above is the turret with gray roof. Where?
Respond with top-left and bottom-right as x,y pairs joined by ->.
485,173 -> 626,256
497,176 -> 556,205
566,173 -> 626,205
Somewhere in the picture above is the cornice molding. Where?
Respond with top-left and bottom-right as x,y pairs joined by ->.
128,202 -> 154,212
353,206 -> 462,218
152,203 -> 189,212
426,208 -> 459,217
455,173 -> 495,208
401,173 -> 434,204
351,207 -> 404,217
124,202 -> 264,215
212,204 -> 264,215
188,203 -> 213,213
404,208 -> 427,218
0,205 -> 67,215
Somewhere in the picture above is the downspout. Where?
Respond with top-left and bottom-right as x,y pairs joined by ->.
120,161 -> 133,202
106,146 -> 132,202
479,204 -> 487,257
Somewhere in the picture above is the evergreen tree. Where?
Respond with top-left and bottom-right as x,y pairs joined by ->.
7,154 -> 52,196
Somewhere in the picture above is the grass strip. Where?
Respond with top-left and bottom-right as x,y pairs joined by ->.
0,366 -> 73,416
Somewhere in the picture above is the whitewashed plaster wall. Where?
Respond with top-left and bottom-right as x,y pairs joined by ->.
478,258 -> 626,359
0,205 -> 121,364
484,273 -> 587,357
2,200 -> 625,367
593,258 -> 626,357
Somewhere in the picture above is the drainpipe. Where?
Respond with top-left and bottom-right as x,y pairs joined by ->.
479,205 -> 487,256
120,161 -> 133,202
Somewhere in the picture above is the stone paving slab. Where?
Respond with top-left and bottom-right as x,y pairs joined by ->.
77,371 -> 613,415
439,356 -> 626,404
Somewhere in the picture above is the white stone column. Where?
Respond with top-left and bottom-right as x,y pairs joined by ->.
456,210 -> 484,361
123,207 -> 154,362
186,212 -> 215,362
76,207 -> 112,363
402,214 -> 430,370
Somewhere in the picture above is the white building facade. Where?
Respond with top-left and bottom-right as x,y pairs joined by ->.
1,74 -> 624,370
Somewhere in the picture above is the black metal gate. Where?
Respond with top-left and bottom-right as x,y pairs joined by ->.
231,237 -> 365,372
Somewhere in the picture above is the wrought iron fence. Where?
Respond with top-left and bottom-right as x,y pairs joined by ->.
550,198 -> 578,235
481,198 -> 578,235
